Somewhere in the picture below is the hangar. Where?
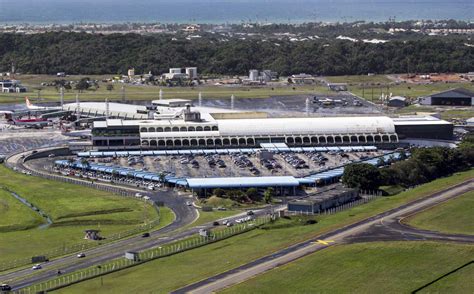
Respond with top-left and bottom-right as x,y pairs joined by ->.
419,88 -> 474,106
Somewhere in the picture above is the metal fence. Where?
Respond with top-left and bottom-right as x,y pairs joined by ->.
1,154 -> 161,272
286,193 -> 382,216
15,215 -> 274,294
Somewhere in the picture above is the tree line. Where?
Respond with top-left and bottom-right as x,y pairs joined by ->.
342,140 -> 473,192
0,32 -> 472,76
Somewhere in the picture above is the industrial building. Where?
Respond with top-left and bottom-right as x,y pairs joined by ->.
418,88 -> 474,106
387,96 -> 407,108
393,116 -> 454,140
287,186 -> 358,213
0,79 -> 27,93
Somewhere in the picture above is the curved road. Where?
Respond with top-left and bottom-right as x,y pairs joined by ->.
2,149 -> 278,290
173,179 -> 473,294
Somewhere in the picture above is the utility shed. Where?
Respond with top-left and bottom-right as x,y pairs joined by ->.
419,88 -> 474,106
288,187 -> 358,213
387,96 -> 407,108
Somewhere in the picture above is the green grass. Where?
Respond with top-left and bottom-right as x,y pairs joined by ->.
350,83 -> 474,101
221,242 -> 474,294
379,185 -> 405,196
325,74 -> 391,84
420,261 -> 474,293
0,165 -> 164,264
406,191 -> 474,235
190,209 -> 241,228
0,74 -> 328,104
54,169 -> 473,293
0,189 -> 44,232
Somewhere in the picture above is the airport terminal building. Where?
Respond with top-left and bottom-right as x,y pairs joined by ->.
72,101 -> 453,151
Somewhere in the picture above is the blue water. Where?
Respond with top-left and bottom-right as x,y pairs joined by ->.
0,0 -> 472,24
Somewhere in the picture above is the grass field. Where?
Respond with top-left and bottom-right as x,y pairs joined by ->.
221,242 -> 474,294
325,74 -> 392,84
406,191 -> 474,235
350,82 -> 474,101
0,165 -> 167,264
0,74 -> 328,104
0,188 -> 44,232
54,169 -> 473,293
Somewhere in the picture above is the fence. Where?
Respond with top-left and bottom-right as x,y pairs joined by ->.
15,215 -> 274,294
1,154 -> 161,272
286,193 -> 382,217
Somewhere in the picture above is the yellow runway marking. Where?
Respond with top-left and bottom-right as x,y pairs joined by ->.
313,240 -> 335,245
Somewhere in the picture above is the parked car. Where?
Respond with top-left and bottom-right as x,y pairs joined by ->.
213,221 -> 220,226
0,284 -> 12,291
142,232 -> 150,238
77,253 -> 86,258
247,210 -> 254,216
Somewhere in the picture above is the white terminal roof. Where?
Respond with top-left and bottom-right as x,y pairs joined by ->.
64,102 -> 146,113
215,116 -> 395,135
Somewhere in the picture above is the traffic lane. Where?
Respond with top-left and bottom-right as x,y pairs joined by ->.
172,180 -> 473,293
10,207 -> 273,290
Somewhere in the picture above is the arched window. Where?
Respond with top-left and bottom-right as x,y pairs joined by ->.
204,126 -> 211,131
196,126 -> 203,132
149,127 -> 155,132
172,127 -> 179,132
212,126 -> 218,131
140,128 -> 148,132
157,127 -> 163,132
180,127 -> 187,132
188,126 -> 195,132
164,127 -> 171,132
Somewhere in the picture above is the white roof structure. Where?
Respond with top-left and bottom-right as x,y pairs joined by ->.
215,116 -> 395,136
392,116 -> 452,126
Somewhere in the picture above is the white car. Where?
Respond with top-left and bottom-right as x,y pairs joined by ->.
135,193 -> 143,198
77,253 -> 86,258
143,196 -> 151,200
32,264 -> 42,270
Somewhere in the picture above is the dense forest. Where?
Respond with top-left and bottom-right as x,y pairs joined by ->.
0,32 -> 472,76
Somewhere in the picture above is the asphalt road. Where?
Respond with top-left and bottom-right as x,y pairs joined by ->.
1,150 -> 279,290
173,179 -> 473,294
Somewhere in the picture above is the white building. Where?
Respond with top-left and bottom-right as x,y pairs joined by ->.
185,67 -> 198,79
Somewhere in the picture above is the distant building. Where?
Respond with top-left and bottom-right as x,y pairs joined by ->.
0,80 -> 27,93
419,88 -> 474,106
185,67 -> 198,79
393,116 -> 453,140
249,69 -> 259,81
387,96 -> 407,108
288,187 -> 358,213
290,73 -> 315,84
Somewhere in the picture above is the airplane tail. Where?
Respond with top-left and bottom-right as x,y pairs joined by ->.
25,97 -> 33,109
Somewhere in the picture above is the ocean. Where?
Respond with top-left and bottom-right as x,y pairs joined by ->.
0,0 -> 472,24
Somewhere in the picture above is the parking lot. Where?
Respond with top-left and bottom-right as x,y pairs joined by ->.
86,149 -> 384,179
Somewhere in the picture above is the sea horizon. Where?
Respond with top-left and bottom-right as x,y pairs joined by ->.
0,0 -> 472,25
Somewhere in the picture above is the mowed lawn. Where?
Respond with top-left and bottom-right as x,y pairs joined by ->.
0,189 -> 44,232
350,83 -> 474,101
0,165 -> 164,264
221,242 -> 474,294
0,74 -> 328,104
406,191 -> 474,235
54,170 -> 473,294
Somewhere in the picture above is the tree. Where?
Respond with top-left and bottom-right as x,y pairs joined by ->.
263,187 -> 274,204
342,163 -> 382,191
246,188 -> 261,202
75,78 -> 90,92
213,188 -> 225,198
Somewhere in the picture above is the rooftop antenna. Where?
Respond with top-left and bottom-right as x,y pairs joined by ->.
60,87 -> 64,109
121,85 -> 125,102
75,93 -> 80,116
198,92 -> 202,107
105,97 -> 110,119
159,89 -> 163,100
231,94 -> 235,110
305,97 -> 310,116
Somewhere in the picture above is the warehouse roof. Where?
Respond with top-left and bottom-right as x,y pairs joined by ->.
429,88 -> 474,98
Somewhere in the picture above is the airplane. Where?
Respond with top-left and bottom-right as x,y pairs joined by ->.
25,97 -> 60,111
